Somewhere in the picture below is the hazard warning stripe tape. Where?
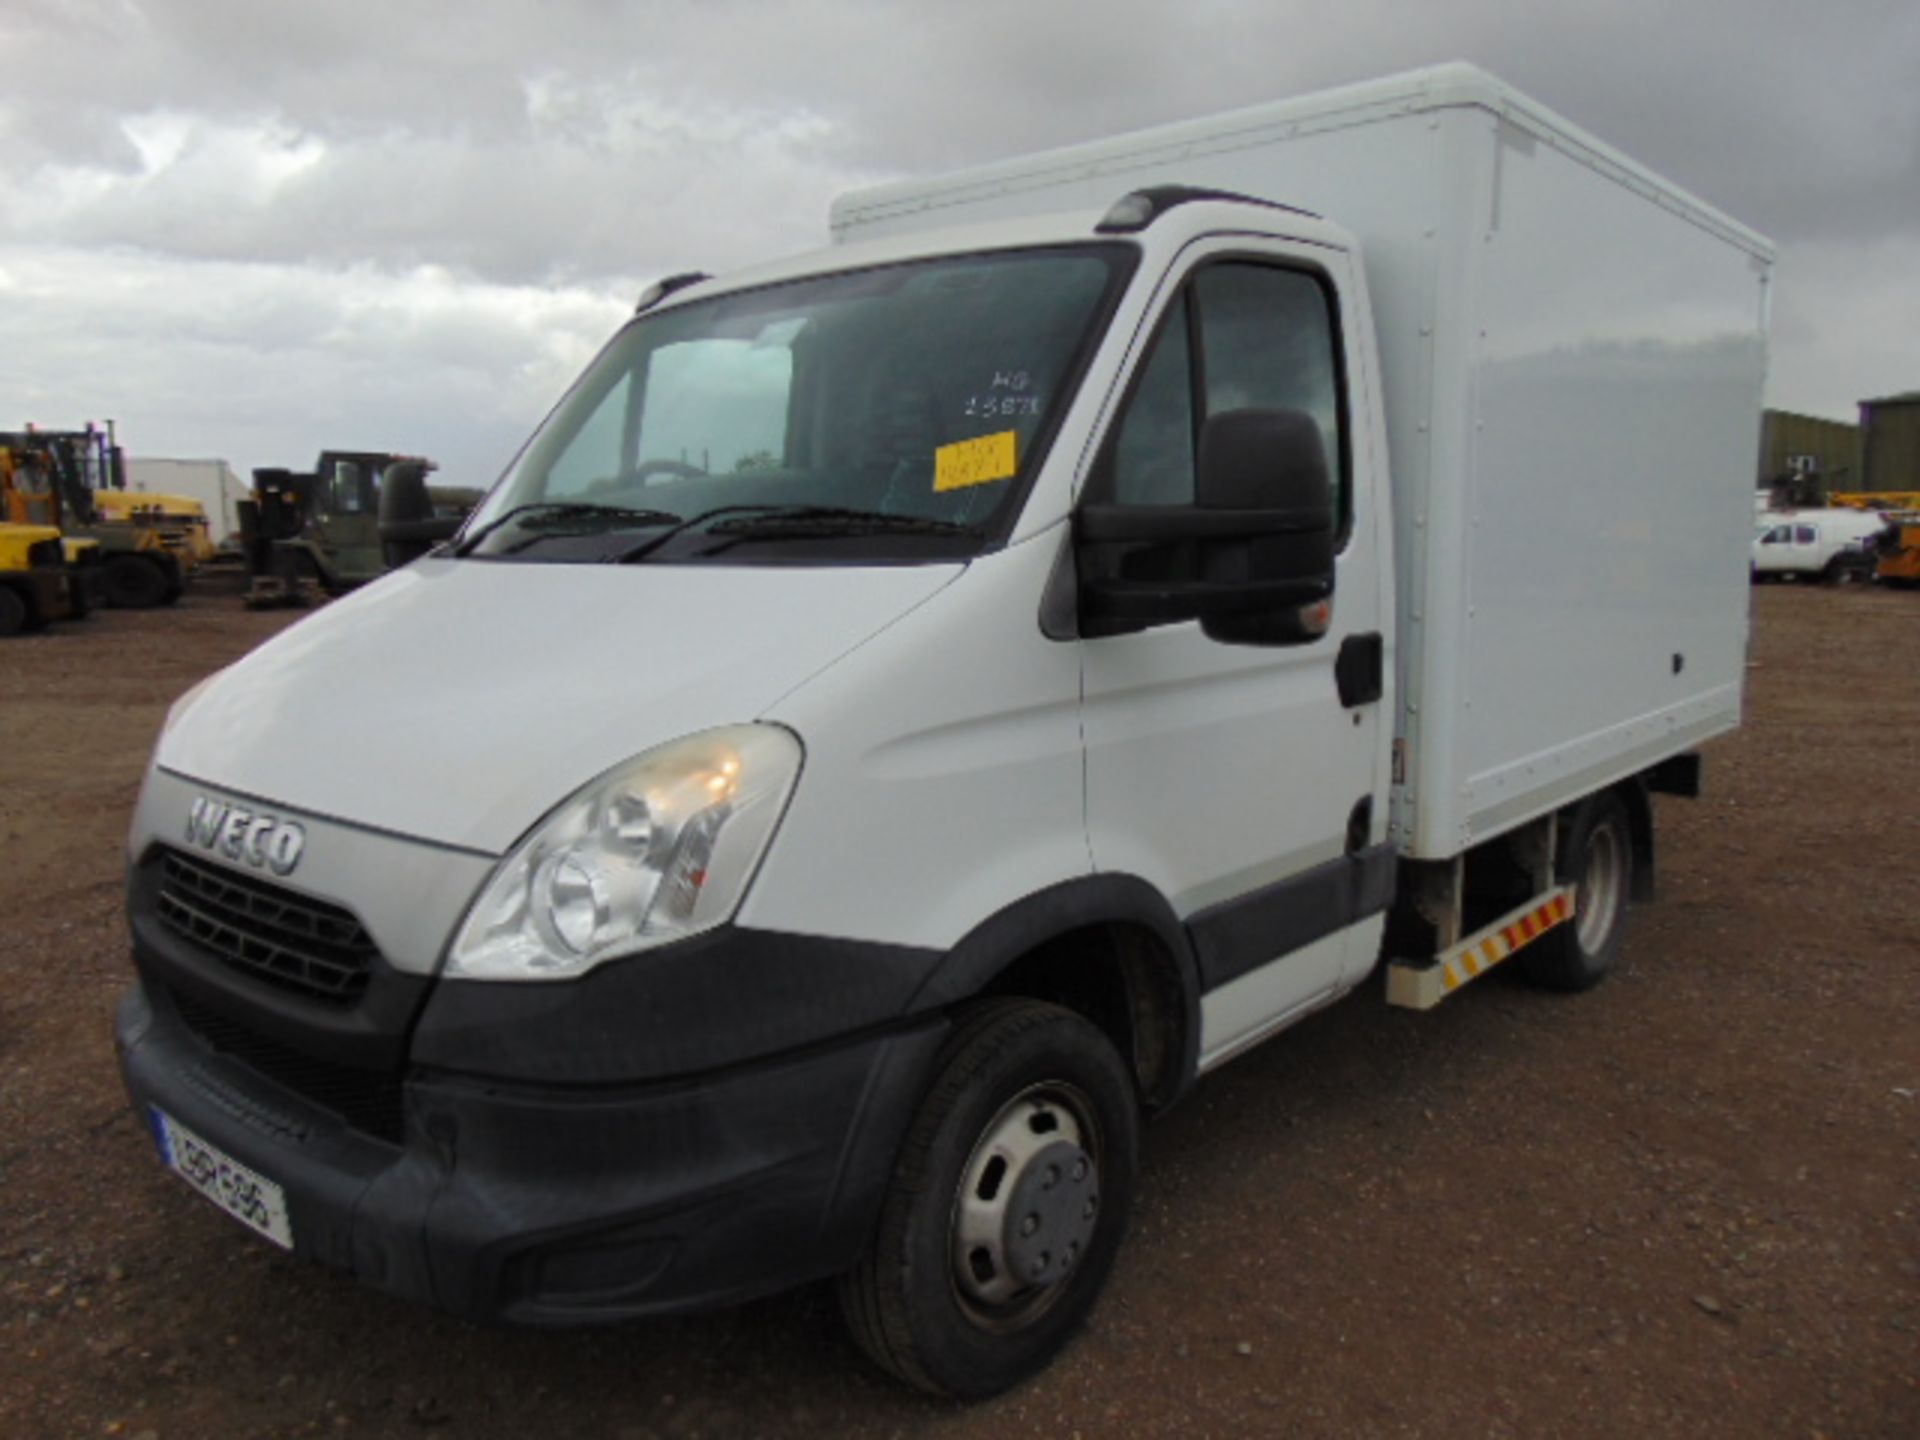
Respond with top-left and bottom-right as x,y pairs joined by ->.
1440,889 -> 1574,993
1386,885 -> 1578,1010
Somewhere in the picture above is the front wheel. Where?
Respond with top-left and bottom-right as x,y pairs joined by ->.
1520,791 -> 1633,991
838,998 -> 1139,1399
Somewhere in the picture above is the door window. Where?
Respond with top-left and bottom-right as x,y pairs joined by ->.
324,460 -> 370,516
1106,260 -> 1346,528
1110,296 -> 1195,506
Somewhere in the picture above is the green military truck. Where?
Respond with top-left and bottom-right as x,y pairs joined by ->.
241,451 -> 479,607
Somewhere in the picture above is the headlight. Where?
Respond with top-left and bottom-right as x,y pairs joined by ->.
447,725 -> 802,981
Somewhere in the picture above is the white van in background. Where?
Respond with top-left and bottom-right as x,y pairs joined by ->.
1753,508 -> 1891,582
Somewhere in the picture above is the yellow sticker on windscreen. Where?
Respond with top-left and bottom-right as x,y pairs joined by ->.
934,431 -> 1018,493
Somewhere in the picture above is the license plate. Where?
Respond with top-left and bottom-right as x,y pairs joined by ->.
151,1108 -> 294,1250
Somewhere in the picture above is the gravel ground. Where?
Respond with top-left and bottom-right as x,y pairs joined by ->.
1,584 -> 1915,1439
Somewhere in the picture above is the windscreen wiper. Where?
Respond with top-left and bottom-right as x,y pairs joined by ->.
612,504 -> 979,564
455,502 -> 681,557
611,504 -> 803,564
695,507 -> 981,555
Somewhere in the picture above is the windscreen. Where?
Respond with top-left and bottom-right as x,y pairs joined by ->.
465,245 -> 1131,562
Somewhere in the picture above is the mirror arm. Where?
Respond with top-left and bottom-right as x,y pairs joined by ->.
1080,574 -> 1331,624
1077,503 -> 1331,543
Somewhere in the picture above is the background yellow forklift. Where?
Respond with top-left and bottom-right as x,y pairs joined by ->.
91,488 -> 223,569
1830,492 -> 1920,588
1871,520 -> 1920,587
1,424 -> 186,608
0,520 -> 97,636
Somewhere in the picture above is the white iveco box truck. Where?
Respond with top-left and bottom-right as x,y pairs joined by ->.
116,64 -> 1770,1396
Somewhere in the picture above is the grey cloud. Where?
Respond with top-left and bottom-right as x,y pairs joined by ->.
2,0 -> 1915,478
11,1 -> 1917,267
7,82 -> 867,287
0,246 -> 623,484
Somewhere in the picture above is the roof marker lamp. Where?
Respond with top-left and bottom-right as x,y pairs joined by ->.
448,725 -> 802,981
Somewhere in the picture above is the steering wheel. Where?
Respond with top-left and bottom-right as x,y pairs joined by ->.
628,458 -> 707,485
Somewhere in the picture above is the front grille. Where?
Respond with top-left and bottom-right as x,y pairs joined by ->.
169,988 -> 406,1144
155,848 -> 377,1005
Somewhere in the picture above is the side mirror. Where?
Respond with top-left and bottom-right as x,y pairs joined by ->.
378,459 -> 462,566
1197,408 -> 1335,645
1076,407 -> 1337,645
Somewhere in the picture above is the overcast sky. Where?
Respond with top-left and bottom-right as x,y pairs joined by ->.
3,0 -> 1915,495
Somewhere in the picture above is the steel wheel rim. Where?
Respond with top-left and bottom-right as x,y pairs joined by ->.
1575,820 -> 1625,954
948,1080 -> 1102,1332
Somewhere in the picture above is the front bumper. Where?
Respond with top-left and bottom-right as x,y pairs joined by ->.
116,978 -> 945,1324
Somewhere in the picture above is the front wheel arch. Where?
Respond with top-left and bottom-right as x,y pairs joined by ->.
907,874 -> 1201,1112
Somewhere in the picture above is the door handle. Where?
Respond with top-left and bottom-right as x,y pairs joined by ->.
1336,632 -> 1383,708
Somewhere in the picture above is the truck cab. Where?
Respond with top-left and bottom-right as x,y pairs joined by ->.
119,195 -> 1393,1393
240,451 -> 480,604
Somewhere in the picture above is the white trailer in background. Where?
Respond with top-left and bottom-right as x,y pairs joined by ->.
124,457 -> 246,540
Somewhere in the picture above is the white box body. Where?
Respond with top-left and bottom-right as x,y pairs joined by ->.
834,63 -> 1772,859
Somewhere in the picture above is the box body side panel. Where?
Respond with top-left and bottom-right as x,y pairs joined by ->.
1409,109 -> 1767,855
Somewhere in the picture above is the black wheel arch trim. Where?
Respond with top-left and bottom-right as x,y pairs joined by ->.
904,873 -> 1204,1109
1615,774 -> 1656,903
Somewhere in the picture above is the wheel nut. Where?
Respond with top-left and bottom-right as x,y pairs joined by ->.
1073,1158 -> 1088,1181
1021,1213 -> 1040,1237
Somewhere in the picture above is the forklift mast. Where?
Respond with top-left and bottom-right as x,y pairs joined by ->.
0,424 -> 126,528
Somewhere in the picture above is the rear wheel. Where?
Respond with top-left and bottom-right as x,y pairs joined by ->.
0,584 -> 27,636
838,998 -> 1138,1399
102,554 -> 168,608
1520,792 -> 1633,991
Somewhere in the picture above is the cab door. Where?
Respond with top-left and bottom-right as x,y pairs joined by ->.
1076,238 -> 1389,1070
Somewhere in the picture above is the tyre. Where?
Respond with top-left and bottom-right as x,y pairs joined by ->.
838,998 -> 1139,1399
157,553 -> 185,604
102,554 -> 169,608
1520,791 -> 1632,991
0,584 -> 27,636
